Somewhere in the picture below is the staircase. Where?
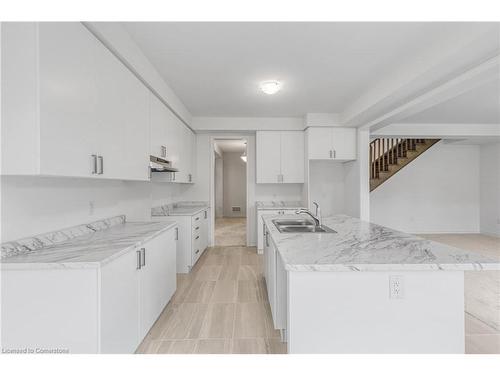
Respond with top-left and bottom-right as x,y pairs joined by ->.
370,138 -> 441,191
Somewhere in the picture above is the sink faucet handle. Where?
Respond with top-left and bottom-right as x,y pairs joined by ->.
312,201 -> 319,215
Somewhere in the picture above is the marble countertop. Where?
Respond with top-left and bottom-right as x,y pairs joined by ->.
256,201 -> 305,210
263,214 -> 500,272
152,201 -> 209,217
1,219 -> 177,270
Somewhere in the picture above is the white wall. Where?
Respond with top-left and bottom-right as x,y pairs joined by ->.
370,143 -> 480,233
342,129 -> 370,219
150,182 -> 192,209
308,161 -> 346,217
255,184 -> 303,203
214,155 -> 223,218
479,142 -> 500,236
1,176 -> 152,242
222,152 -> 247,217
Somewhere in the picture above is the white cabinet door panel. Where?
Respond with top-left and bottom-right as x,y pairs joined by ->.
256,131 -> 281,183
100,247 -> 140,353
332,128 -> 357,160
38,22 -> 100,178
139,231 -> 176,339
307,127 -> 333,160
281,131 -> 304,183
95,42 -> 149,181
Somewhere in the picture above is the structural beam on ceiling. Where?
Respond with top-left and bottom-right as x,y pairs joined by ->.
372,123 -> 500,138
342,25 -> 500,129
361,55 -> 500,132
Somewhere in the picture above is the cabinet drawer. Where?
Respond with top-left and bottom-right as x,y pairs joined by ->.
192,222 -> 202,234
193,231 -> 201,242
192,213 -> 203,227
192,237 -> 202,264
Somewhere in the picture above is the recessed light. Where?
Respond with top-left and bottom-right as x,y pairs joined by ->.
260,80 -> 281,95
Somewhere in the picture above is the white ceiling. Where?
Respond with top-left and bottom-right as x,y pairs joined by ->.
214,139 -> 246,153
122,22 -> 494,117
401,79 -> 500,124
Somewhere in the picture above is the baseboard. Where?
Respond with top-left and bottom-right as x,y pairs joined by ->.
479,231 -> 500,238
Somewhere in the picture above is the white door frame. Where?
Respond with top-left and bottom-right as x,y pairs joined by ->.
209,134 -> 251,247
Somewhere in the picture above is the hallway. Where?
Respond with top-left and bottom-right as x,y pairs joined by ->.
215,217 -> 246,247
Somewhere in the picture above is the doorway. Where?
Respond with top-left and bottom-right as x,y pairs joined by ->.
213,138 -> 247,247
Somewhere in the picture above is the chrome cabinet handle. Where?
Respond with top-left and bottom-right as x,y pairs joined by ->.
195,217 -> 200,221
91,154 -> 98,174
136,250 -> 141,270
204,210 -> 207,219
265,230 -> 269,247
141,248 -> 146,267
195,249 -> 200,254
195,226 -> 200,230
195,235 -> 200,240
329,150 -> 333,158
97,156 -> 104,174
333,149 -> 336,159
175,227 -> 179,240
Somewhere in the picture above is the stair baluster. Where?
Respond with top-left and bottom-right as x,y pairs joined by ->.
369,138 -> 441,191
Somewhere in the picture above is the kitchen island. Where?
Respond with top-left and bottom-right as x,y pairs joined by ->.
262,214 -> 499,353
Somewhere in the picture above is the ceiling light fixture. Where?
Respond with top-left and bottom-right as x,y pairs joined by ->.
260,80 -> 281,95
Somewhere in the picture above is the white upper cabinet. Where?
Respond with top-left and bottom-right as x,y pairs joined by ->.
280,131 -> 305,183
307,127 -> 357,161
94,36 -> 150,181
150,94 -> 169,159
256,131 -> 304,183
37,22 -> 101,178
150,101 -> 196,184
2,22 -> 158,181
256,132 -> 282,183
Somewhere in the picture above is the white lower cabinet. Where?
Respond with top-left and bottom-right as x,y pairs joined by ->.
138,228 -> 177,339
1,227 -> 177,354
263,223 -> 287,339
154,208 -> 209,273
100,246 -> 141,353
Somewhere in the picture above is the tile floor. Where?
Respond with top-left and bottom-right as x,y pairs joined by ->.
214,217 -> 246,247
136,246 -> 286,354
137,234 -> 499,354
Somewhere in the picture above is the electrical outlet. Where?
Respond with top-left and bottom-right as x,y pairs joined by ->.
89,201 -> 95,215
389,275 -> 404,299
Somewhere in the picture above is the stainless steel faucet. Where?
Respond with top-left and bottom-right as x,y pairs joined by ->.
295,201 -> 322,226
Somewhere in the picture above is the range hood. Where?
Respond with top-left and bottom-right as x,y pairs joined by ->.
149,155 -> 178,173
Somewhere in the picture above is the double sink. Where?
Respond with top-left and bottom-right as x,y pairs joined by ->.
272,218 -> 337,234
